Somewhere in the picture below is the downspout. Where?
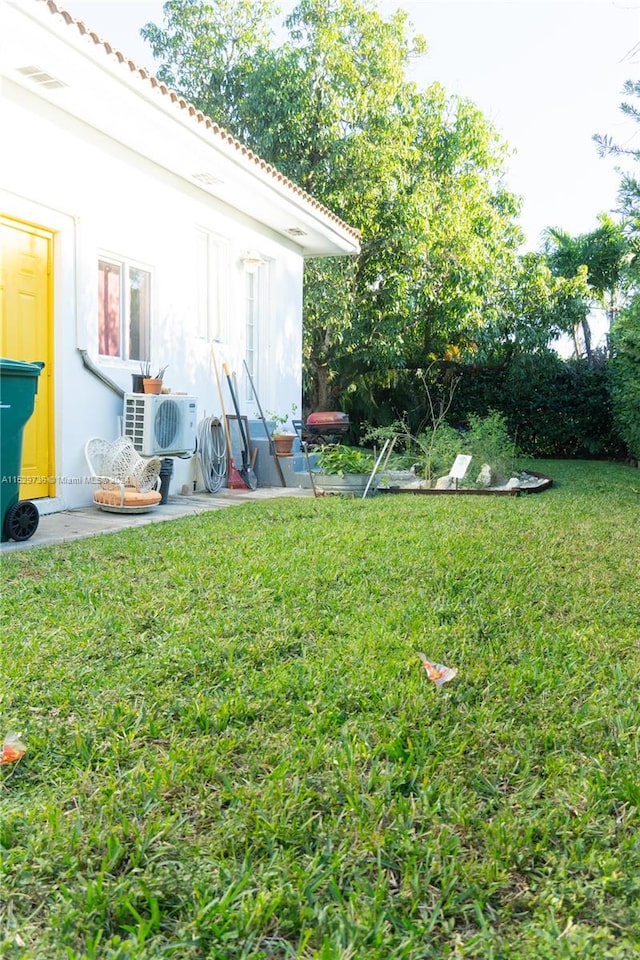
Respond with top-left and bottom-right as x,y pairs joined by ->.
78,348 -> 124,398
73,216 -> 124,398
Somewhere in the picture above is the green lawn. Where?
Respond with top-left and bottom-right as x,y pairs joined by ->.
1,460 -> 639,959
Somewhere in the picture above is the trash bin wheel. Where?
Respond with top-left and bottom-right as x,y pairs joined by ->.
4,501 -> 39,542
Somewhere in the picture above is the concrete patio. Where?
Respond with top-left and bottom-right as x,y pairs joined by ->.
0,486 -> 314,554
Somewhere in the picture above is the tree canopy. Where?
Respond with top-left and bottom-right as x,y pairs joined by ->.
142,0 -> 580,414
543,215 -> 629,361
594,79 -> 640,460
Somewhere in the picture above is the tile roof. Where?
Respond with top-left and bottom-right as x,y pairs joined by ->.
39,0 -> 361,243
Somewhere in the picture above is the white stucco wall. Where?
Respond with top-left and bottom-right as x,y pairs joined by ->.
3,79 -> 304,508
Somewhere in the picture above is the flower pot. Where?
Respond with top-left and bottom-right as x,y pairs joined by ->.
274,434 -> 295,456
131,374 -> 145,393
143,378 -> 163,395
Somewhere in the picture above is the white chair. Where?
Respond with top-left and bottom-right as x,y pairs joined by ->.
85,437 -> 162,513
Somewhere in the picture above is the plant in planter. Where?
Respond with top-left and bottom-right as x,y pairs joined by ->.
267,405 -> 298,456
462,411 -> 519,486
313,443 -> 376,495
131,363 -> 146,393
365,411 -> 520,490
142,363 -> 169,395
363,365 -> 463,486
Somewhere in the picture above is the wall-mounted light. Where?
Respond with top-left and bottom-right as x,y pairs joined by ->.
240,250 -> 266,273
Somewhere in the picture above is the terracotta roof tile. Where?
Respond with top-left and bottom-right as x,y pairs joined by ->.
38,0 -> 361,243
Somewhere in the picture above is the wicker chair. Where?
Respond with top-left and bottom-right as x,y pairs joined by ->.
85,437 -> 162,513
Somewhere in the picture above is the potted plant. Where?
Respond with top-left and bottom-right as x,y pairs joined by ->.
313,443 -> 376,496
131,364 -> 146,394
142,363 -> 168,395
267,405 -> 298,456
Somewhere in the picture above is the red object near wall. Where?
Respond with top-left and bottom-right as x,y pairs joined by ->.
305,412 -> 349,435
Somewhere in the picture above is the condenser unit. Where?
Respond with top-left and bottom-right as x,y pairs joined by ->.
123,394 -> 198,456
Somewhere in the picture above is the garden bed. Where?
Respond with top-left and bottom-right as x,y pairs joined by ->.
378,470 -> 553,496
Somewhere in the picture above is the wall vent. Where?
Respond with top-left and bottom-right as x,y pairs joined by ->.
192,172 -> 224,186
16,65 -> 68,90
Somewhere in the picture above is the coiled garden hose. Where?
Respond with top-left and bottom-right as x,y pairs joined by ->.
197,417 -> 227,493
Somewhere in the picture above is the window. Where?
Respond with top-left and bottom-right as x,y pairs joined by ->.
196,230 -> 228,342
244,258 -> 269,400
245,267 -> 258,398
98,258 -> 150,361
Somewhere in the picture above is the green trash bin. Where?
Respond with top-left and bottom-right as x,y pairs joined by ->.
0,358 -> 45,542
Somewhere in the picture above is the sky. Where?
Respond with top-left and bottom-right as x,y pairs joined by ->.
67,0 -> 639,252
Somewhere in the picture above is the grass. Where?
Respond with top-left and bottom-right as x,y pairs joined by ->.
1,459 -> 639,959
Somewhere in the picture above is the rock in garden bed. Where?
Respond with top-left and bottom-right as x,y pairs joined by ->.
378,470 -> 553,496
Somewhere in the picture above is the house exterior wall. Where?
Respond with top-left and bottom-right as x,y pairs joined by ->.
2,78 -> 304,509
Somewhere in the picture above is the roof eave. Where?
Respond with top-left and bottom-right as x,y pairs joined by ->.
5,0 -> 360,258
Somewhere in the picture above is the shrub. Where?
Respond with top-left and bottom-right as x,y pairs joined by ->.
415,422 -> 465,484
462,411 -> 518,482
449,352 -> 624,459
611,302 -> 640,462
313,443 -> 375,476
367,414 -> 517,485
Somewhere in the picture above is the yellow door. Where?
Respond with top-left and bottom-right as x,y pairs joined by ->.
0,217 -> 54,499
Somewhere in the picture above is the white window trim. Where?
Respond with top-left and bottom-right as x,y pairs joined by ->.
97,252 -> 153,365
244,257 -> 270,401
196,229 -> 229,343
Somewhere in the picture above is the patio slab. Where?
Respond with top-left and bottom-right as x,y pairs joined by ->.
0,486 -> 313,554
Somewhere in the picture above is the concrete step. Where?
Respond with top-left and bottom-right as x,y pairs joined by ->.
248,432 -> 315,489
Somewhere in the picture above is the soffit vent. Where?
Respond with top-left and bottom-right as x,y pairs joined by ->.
286,227 -> 308,237
192,172 -> 224,186
16,64 -> 68,90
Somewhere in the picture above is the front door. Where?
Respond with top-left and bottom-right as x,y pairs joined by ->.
0,216 -> 54,499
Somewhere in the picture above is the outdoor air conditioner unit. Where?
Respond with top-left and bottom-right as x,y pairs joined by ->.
123,393 -> 198,456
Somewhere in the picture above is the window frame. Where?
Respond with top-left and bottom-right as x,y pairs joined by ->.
196,229 -> 229,343
98,254 -> 152,364
244,258 -> 270,401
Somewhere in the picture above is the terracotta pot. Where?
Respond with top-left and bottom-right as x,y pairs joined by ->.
143,378 -> 163,395
274,434 -> 295,456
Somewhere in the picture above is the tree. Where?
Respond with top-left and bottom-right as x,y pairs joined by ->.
142,0 -> 525,414
543,215 -> 628,361
594,79 -> 640,235
471,252 -> 590,362
610,302 -> 640,461
593,80 -> 640,301
303,82 -> 526,409
141,0 -> 279,136
595,80 -> 640,460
